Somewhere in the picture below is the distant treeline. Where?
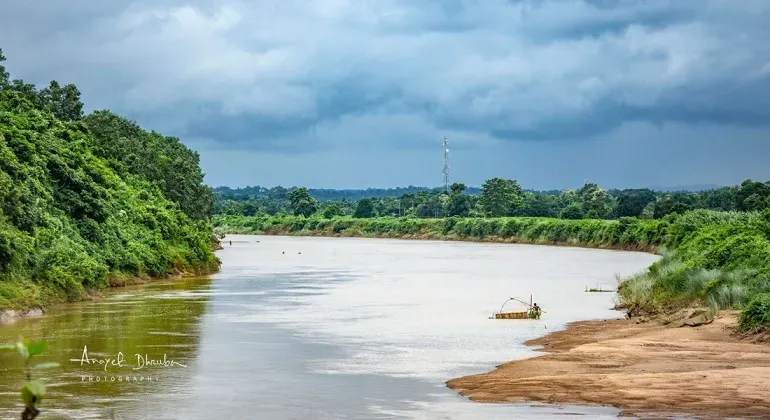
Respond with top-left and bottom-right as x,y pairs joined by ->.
0,48 -> 218,310
214,179 -> 770,221
213,185 -> 483,201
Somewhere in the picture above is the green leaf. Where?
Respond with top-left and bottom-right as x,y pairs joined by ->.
0,344 -> 15,351
33,362 -> 60,370
27,341 -> 47,357
15,342 -> 28,359
21,381 -> 45,408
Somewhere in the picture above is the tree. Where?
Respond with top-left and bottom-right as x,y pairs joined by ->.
269,186 -> 290,201
241,201 -> 260,217
289,187 -> 318,217
9,79 -> 42,108
83,111 -> 213,220
447,183 -> 471,217
353,198 -> 375,218
39,80 -> 83,121
521,193 -> 559,217
615,189 -> 657,218
737,180 -> 770,212
480,177 -> 523,217
640,202 -> 655,219
322,203 -> 344,218
0,48 -> 9,87
561,202 -> 584,219
696,187 -> 737,211
743,194 -> 765,212
577,183 -> 615,219
439,193 -> 450,216
450,183 -> 466,195
399,193 -> 417,216
653,196 -> 691,219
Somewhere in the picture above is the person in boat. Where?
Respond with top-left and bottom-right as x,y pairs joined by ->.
532,303 -> 542,319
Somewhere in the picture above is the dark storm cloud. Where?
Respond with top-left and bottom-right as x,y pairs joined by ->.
1,0 -> 769,158
186,112 -> 323,152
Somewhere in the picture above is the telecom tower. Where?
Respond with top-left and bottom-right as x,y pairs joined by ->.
442,136 -> 450,193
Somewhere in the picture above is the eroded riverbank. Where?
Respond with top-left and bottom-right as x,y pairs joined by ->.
446,312 -> 770,418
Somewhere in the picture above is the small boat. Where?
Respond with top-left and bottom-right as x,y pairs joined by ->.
491,295 -> 542,320
494,311 -> 529,319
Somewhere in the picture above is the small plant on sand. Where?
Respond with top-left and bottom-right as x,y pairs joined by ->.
739,293 -> 770,332
0,338 -> 58,420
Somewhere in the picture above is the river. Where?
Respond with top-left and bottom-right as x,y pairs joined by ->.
0,234 -> 659,419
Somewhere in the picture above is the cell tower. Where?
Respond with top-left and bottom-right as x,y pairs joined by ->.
442,136 -> 450,193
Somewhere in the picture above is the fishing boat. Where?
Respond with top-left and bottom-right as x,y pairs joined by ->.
491,295 -> 542,320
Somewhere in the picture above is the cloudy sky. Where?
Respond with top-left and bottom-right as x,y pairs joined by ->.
2,0 -> 769,190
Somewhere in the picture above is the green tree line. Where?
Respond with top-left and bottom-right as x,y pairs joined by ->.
214,178 -> 769,221
0,49 -> 219,310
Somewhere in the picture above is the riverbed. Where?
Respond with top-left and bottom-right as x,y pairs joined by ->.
0,235 -> 659,419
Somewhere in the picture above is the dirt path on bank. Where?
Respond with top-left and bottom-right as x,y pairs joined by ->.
446,312 -> 770,418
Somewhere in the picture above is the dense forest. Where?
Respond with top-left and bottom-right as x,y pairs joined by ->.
214,178 -> 769,220
0,49 -> 218,310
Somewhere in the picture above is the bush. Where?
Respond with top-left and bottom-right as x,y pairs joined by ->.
561,203 -> 584,220
739,293 -> 770,331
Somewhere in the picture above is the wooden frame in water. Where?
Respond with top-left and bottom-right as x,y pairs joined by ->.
494,311 -> 529,319
491,295 -> 541,320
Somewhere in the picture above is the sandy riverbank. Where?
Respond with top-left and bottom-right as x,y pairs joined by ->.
446,312 -> 770,418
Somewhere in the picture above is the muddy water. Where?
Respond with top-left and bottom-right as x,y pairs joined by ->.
0,235 -> 658,419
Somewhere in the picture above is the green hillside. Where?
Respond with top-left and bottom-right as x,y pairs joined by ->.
0,49 -> 219,310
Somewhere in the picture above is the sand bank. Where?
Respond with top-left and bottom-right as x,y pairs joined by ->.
446,312 -> 770,418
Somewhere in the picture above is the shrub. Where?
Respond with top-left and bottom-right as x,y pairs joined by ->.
739,293 -> 770,331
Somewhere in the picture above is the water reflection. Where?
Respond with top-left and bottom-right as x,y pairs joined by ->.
0,278 -> 212,419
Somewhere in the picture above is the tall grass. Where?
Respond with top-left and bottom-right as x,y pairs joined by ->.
616,209 -> 770,326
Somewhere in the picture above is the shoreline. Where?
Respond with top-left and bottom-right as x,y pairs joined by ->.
445,312 -> 770,418
216,229 -> 660,255
0,261 -> 220,323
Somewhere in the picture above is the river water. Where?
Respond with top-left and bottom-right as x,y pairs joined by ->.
0,235 -> 659,419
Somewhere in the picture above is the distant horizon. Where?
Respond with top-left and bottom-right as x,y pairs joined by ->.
211,182 -> 733,193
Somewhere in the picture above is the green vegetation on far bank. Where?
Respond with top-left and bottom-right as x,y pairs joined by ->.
214,209 -> 770,331
0,49 -> 219,310
213,213 -> 664,251
214,178 -> 770,221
